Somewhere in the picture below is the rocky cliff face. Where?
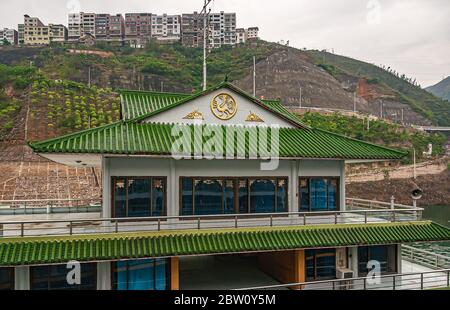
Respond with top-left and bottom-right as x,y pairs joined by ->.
235,48 -> 355,109
235,47 -> 431,125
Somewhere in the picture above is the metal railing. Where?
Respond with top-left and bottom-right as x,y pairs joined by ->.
235,269 -> 450,291
402,245 -> 450,270
0,208 -> 424,238
347,198 -> 418,211
0,199 -> 101,215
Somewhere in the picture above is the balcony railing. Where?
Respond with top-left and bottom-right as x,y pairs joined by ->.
0,207 -> 423,238
402,245 -> 450,270
0,199 -> 101,215
234,269 -> 450,291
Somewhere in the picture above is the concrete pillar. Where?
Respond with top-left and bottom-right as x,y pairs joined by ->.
97,262 -> 111,290
348,246 -> 358,276
14,266 -> 30,290
102,157 -> 111,219
340,161 -> 346,211
168,159 -> 177,217
397,244 -> 402,274
289,160 -> 298,213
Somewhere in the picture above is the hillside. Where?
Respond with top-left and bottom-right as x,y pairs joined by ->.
1,40 -> 449,147
0,41 -> 448,202
427,76 -> 450,101
306,50 -> 450,126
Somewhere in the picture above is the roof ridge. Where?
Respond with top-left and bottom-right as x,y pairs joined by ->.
117,89 -> 191,96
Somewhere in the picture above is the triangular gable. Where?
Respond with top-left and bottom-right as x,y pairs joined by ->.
119,82 -> 309,129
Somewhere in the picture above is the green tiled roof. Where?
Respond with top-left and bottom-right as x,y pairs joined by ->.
119,82 -> 309,128
120,90 -> 190,120
0,222 -> 448,266
29,121 -> 407,160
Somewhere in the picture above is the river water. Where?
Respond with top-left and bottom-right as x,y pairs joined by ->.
415,205 -> 450,256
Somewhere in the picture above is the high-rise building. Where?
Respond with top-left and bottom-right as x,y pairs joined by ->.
0,28 -> 18,45
125,13 -> 153,47
151,14 -> 181,43
181,11 -> 237,49
17,24 -> 24,44
208,11 -> 236,48
95,13 -> 125,43
236,28 -> 246,44
68,12 -> 97,42
181,12 -> 203,47
23,15 -> 50,45
49,24 -> 68,43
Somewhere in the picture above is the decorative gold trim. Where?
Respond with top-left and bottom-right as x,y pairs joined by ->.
210,93 -> 238,120
183,109 -> 204,120
246,111 -> 264,122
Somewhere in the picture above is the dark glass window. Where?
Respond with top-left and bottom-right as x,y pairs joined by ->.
194,179 -> 223,215
0,268 -> 14,290
180,177 -> 288,216
112,259 -> 170,290
112,177 -> 167,218
305,249 -> 336,281
299,178 -> 339,212
250,179 -> 276,213
358,245 -> 397,276
30,263 -> 97,290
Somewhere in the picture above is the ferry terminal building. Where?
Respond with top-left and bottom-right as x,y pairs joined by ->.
0,82 -> 449,290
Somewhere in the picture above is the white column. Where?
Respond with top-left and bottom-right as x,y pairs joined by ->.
396,244 -> 402,274
14,266 -> 30,290
340,160 -> 346,211
289,160 -> 298,213
97,262 -> 111,290
102,156 -> 111,219
168,159 -> 177,217
348,246 -> 358,276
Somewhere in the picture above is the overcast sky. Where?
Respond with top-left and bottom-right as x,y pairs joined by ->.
1,0 -> 449,87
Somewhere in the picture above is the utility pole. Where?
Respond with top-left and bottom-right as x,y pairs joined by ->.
201,0 -> 212,91
413,148 -> 417,180
253,56 -> 256,97
401,108 -> 404,125
353,92 -> 357,113
88,66 -> 91,88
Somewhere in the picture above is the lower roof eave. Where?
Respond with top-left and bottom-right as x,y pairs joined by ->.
37,152 -> 399,167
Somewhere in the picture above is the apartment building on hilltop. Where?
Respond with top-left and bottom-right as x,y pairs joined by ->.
236,27 -> 260,44
124,13 -> 153,47
68,12 -> 96,42
0,28 -> 18,45
151,14 -> 181,43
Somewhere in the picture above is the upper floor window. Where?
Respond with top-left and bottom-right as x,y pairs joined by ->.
299,177 -> 339,212
181,177 -> 288,216
0,268 -> 14,290
30,263 -> 97,290
112,177 -> 166,218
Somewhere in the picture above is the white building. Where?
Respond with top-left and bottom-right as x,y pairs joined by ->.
247,27 -> 259,40
0,81 -> 448,290
151,14 -> 181,43
0,28 -> 18,45
68,12 -> 96,42
208,11 -> 236,48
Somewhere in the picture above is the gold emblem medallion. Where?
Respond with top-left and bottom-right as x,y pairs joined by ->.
210,93 -> 238,120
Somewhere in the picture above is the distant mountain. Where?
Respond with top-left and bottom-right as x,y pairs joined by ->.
426,76 -> 450,101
